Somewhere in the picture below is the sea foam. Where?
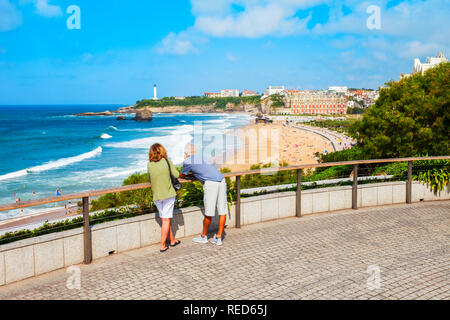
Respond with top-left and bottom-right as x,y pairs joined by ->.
0,147 -> 103,181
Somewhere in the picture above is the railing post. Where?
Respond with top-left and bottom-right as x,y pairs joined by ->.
352,164 -> 358,210
235,176 -> 241,228
406,161 -> 412,204
296,169 -> 301,217
82,196 -> 92,264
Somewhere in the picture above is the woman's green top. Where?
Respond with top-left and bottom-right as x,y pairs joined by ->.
147,158 -> 180,201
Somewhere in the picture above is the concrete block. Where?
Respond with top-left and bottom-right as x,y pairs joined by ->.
4,246 -> 34,284
440,186 -> 450,200
393,183 -> 406,204
329,190 -> 345,211
261,197 -> 279,221
226,205 -> 240,229
140,218 -> 161,247
92,227 -> 117,259
242,200 -> 261,225
312,192 -> 329,213
0,252 -> 4,286
301,193 -> 313,215
423,184 -> 441,201
279,195 -> 295,218
172,213 -> 185,238
34,239 -> 64,275
412,182 -> 425,202
361,187 -> 377,207
377,185 -> 393,205
183,209 -> 204,237
63,234 -> 84,267
344,189 -> 353,209
117,222 -> 141,253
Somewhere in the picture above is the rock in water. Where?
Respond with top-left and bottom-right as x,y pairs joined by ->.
116,116 -> 126,120
133,108 -> 153,121
76,111 -> 113,116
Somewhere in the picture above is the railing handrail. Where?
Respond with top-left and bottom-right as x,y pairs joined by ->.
0,155 -> 449,212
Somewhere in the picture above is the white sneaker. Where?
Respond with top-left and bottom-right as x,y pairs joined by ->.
210,235 -> 222,246
193,235 -> 208,244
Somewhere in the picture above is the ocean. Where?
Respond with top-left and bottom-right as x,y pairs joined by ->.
0,105 -> 252,220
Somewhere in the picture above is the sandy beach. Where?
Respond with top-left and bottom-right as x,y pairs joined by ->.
220,123 -> 334,172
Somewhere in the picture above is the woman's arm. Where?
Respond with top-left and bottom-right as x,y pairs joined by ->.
147,163 -> 152,183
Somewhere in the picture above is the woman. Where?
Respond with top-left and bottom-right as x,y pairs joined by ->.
147,143 -> 181,252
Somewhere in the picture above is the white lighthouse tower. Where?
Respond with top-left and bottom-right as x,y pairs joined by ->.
153,84 -> 157,100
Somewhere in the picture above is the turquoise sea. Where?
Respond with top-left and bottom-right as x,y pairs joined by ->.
0,105 -> 252,220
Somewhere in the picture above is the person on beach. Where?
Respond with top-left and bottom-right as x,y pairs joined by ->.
147,143 -> 181,253
180,143 -> 228,246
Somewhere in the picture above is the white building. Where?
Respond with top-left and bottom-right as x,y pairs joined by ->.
412,52 -> 447,75
328,86 -> 348,93
221,89 -> 239,97
264,86 -> 285,97
241,89 -> 259,97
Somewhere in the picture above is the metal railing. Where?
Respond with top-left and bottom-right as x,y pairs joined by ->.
0,155 -> 448,264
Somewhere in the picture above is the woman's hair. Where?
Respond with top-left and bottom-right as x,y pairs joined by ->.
149,143 -> 168,162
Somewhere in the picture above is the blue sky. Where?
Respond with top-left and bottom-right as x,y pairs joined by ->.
0,0 -> 449,104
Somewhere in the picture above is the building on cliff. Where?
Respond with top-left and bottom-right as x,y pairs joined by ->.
221,89 -> 239,97
400,52 -> 447,79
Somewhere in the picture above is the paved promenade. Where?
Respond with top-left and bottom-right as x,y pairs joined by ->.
0,201 -> 449,300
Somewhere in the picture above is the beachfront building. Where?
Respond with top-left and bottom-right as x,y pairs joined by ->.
221,89 -> 239,97
284,90 -> 348,115
241,89 -> 259,97
204,92 -> 221,98
328,86 -> 348,94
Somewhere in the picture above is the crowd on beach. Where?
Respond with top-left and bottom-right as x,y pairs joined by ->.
292,124 -> 355,152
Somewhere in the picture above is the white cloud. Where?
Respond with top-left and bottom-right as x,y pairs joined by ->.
34,0 -> 62,17
158,0 -> 450,59
0,0 -> 23,31
226,51 -> 238,62
156,31 -> 199,55
19,0 -> 62,17
314,0 -> 450,45
194,3 -> 312,38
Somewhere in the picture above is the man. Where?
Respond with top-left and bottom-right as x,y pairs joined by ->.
180,144 -> 227,246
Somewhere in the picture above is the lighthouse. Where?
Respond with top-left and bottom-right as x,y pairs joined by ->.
153,84 -> 157,100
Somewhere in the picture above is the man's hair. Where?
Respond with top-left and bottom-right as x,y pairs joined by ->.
184,143 -> 195,156
149,143 -> 168,162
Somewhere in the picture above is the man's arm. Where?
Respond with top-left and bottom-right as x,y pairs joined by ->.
180,160 -> 194,179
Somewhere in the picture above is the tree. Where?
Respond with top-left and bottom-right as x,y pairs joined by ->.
350,62 -> 449,159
